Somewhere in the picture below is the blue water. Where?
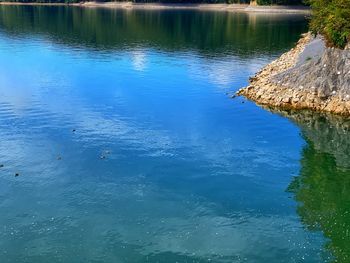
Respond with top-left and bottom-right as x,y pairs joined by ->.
0,7 -> 342,263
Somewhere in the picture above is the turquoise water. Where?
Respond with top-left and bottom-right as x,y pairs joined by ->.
0,6 -> 349,263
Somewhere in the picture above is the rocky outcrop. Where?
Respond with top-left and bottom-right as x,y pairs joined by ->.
237,33 -> 350,116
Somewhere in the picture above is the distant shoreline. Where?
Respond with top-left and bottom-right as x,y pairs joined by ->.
0,2 -> 311,14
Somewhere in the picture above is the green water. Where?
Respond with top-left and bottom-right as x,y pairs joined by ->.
0,6 -> 349,263
284,110 -> 350,263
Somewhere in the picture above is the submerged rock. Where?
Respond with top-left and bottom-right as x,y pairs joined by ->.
237,33 -> 350,116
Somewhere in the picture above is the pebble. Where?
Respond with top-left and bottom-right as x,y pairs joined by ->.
282,97 -> 291,103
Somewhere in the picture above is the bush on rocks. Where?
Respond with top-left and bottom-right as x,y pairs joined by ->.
308,0 -> 350,49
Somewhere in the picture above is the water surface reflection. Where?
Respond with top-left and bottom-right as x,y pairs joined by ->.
274,109 -> 350,263
0,6 -> 338,263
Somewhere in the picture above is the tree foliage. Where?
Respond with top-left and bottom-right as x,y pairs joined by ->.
308,0 -> 350,48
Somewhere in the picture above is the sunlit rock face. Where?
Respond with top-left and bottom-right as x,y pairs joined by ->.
238,34 -> 350,115
275,39 -> 350,102
276,109 -> 350,263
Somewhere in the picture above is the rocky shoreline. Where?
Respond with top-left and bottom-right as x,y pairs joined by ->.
237,33 -> 350,116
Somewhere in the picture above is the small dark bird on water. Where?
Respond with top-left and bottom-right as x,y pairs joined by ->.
57,156 -> 62,160
0,164 -> 4,168
72,129 -> 76,132
15,173 -> 19,177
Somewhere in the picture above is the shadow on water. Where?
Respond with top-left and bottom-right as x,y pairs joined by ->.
0,5 -> 307,56
272,109 -> 350,263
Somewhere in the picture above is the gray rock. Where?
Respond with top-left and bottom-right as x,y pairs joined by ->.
273,37 -> 350,102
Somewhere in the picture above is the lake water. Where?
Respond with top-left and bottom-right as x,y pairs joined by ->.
0,6 -> 349,263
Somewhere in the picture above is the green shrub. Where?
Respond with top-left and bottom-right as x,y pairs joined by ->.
308,0 -> 350,48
